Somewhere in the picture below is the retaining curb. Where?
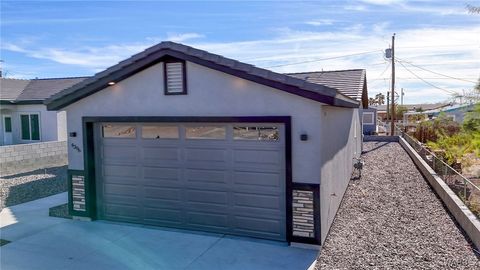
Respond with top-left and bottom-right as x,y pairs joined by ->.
399,137 -> 480,250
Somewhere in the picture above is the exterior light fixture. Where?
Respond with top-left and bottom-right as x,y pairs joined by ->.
108,81 -> 115,86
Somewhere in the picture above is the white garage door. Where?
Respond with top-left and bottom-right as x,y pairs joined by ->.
95,122 -> 286,241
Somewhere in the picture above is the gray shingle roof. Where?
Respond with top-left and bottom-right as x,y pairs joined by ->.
286,69 -> 366,101
0,77 -> 87,103
46,41 -> 361,110
0,78 -> 30,100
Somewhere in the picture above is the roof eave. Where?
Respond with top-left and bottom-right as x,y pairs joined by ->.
46,44 -> 360,110
1,99 -> 44,105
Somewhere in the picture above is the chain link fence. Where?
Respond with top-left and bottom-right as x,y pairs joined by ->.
401,131 -> 480,218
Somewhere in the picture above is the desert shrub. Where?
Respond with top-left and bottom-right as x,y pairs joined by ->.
427,132 -> 477,164
414,114 -> 460,143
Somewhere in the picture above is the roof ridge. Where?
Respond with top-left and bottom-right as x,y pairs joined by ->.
32,76 -> 90,81
285,69 -> 365,75
0,77 -> 31,81
45,41 -> 361,109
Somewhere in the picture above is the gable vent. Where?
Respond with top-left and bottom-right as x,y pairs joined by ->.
165,62 -> 186,94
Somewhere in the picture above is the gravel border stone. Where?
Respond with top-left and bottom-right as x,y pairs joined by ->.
316,142 -> 480,269
0,166 -> 67,211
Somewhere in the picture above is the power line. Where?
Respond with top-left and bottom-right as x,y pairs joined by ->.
370,77 -> 478,81
397,61 -> 458,95
397,44 -> 479,49
370,62 -> 391,82
396,57 -> 477,83
263,50 -> 382,68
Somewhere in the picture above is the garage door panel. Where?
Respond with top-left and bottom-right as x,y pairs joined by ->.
144,208 -> 182,223
234,149 -> 280,165
144,198 -> 183,209
104,204 -> 141,220
104,165 -> 137,178
234,216 -> 283,233
98,122 -> 286,241
233,216 -> 283,236
101,175 -> 136,185
185,148 -> 226,162
185,169 -> 228,184
233,193 -> 281,210
144,186 -> 181,201
187,212 -> 228,228
104,183 -> 138,196
103,194 -> 139,206
143,167 -> 180,182
103,146 -> 137,162
233,171 -> 281,188
186,190 -> 228,205
187,202 -> 229,214
143,147 -> 180,162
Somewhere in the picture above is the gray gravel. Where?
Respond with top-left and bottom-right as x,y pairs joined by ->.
0,166 -> 67,211
316,142 -> 480,269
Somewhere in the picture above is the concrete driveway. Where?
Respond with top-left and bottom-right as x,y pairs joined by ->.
0,193 -> 318,270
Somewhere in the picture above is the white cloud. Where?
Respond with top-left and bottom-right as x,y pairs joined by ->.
360,0 -> 405,5
305,19 -> 335,26
2,25 -> 478,103
166,32 -> 205,42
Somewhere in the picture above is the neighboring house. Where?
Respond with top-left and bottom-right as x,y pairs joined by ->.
361,107 -> 377,135
423,103 -> 475,123
0,77 -> 86,145
287,69 -> 370,135
45,41 -> 368,245
373,103 -> 448,121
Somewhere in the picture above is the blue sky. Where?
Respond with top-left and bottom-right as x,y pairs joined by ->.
1,0 -> 479,103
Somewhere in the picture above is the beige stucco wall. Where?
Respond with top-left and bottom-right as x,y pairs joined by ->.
64,61 -> 327,184
319,105 -> 362,243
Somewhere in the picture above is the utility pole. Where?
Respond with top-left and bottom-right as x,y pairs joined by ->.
401,88 -> 404,105
390,33 -> 396,136
386,91 -> 390,127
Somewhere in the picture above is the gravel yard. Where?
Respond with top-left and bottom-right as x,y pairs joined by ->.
316,142 -> 479,269
0,166 -> 67,211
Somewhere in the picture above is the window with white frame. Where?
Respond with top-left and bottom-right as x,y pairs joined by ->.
20,113 -> 40,140
362,112 -> 375,125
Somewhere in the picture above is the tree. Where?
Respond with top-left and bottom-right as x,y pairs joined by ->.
368,97 -> 377,106
463,103 -> 480,133
375,93 -> 385,105
396,105 -> 408,120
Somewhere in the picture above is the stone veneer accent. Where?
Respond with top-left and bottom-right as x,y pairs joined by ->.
292,189 -> 315,238
0,141 -> 67,176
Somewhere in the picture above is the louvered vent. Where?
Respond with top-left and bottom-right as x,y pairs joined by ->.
165,62 -> 185,94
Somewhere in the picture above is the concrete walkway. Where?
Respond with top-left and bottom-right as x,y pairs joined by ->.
0,193 -> 317,270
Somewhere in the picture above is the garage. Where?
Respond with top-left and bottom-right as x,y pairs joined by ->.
95,122 -> 286,241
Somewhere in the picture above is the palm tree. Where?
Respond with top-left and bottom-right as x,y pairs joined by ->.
375,93 -> 385,105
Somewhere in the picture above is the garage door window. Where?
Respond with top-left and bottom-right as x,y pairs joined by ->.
233,126 -> 279,141
186,126 -> 226,139
102,124 -> 136,138
142,126 -> 179,139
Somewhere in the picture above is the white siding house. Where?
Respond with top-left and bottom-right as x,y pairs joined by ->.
0,77 -> 85,145
45,42 -> 368,245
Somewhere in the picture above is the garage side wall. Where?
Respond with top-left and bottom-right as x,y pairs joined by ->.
319,106 -> 361,243
64,61 -> 324,184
